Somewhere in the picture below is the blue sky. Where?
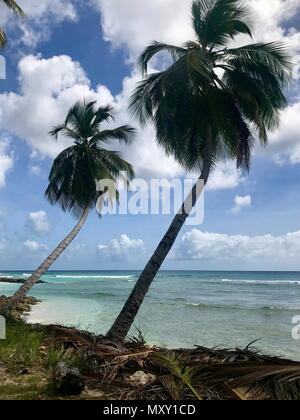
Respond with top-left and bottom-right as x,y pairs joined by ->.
0,0 -> 300,271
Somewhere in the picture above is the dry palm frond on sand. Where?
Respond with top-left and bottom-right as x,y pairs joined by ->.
42,324 -> 300,400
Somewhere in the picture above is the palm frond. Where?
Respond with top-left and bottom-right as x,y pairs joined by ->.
0,28 -> 7,47
92,104 -> 115,126
132,0 -> 290,179
49,125 -> 82,142
1,0 -> 25,17
47,99 -> 135,218
90,125 -> 136,145
138,41 -> 187,74
197,361 -> 300,400
0,0 -> 24,48
152,352 -> 204,400
192,0 -> 253,47
223,42 -> 293,83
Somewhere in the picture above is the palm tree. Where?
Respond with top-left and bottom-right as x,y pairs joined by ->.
105,0 -> 292,343
2,100 -> 135,315
0,0 -> 25,47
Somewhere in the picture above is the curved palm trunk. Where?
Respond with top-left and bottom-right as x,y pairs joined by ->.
105,160 -> 211,343
2,207 -> 89,316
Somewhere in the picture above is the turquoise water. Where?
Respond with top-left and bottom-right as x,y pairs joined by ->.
1,270 -> 300,360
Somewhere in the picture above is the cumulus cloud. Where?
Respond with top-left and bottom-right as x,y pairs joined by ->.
94,0 -> 300,166
28,211 -> 51,234
229,195 -> 252,214
114,73 -> 184,178
259,101 -> 300,164
94,0 -> 300,72
174,229 -> 300,265
206,162 -> 244,191
249,0 -> 300,77
92,0 -> 193,62
0,54 -> 114,159
98,234 -> 145,260
0,0 -> 77,47
0,138 -> 13,187
24,240 -> 48,251
0,55 -> 184,180
29,165 -> 43,176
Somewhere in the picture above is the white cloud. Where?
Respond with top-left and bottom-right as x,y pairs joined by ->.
0,55 -> 184,180
0,0 -> 77,47
28,211 -> 51,234
230,195 -> 252,214
0,54 -> 114,159
114,73 -> 184,178
29,165 -> 43,176
249,0 -> 300,78
94,0 -> 300,167
0,138 -> 13,187
94,0 -> 300,73
206,162 -> 244,191
92,0 -> 193,62
174,229 -> 300,265
257,101 -> 300,164
98,234 -> 145,260
24,240 -> 48,251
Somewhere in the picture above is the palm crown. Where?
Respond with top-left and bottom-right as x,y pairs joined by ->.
130,0 -> 292,173
0,0 -> 25,47
46,100 -> 135,218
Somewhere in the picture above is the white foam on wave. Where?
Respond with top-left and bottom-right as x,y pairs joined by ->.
222,279 -> 300,285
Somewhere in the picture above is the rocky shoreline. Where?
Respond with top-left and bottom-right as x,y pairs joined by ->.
0,295 -> 41,320
0,277 -> 45,284
1,295 -> 300,400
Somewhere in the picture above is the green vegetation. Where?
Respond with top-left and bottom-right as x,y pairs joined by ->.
1,316 -> 300,400
0,320 -> 45,373
106,0 -> 292,343
2,101 -> 135,316
0,319 -> 90,400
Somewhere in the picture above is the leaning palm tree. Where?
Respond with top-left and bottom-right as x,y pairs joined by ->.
2,100 -> 135,315
105,0 -> 292,342
0,0 -> 25,47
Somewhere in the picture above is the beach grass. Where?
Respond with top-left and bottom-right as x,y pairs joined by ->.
0,320 -> 45,373
0,319 -> 91,400
1,314 -> 300,400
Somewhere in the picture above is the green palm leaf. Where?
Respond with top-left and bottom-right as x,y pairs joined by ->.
192,0 -> 252,48
47,100 -> 135,218
138,41 -> 187,74
152,352 -> 204,400
129,0 -> 292,173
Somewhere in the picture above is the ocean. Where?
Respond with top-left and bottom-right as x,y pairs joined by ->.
1,270 -> 300,360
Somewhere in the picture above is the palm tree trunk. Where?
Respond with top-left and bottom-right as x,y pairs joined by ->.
105,159 -> 211,343
2,206 -> 90,316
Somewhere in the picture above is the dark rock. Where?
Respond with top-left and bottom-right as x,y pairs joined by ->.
0,296 -> 41,320
19,368 -> 29,376
0,278 -> 45,284
54,362 -> 85,396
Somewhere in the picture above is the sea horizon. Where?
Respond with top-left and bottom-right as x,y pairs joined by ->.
2,269 -> 300,273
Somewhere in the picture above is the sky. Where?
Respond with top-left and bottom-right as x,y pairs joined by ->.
0,0 -> 300,271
